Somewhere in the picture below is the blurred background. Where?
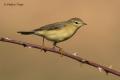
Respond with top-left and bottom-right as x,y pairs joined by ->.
0,0 -> 120,80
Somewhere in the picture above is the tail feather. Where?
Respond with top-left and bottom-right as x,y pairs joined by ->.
17,31 -> 34,35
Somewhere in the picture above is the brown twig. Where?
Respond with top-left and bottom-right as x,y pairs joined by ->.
0,36 -> 120,77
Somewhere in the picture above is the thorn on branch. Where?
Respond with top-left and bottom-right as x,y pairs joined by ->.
27,46 -> 32,48
108,65 -> 112,69
72,52 -> 78,56
81,59 -> 88,63
98,67 -> 103,72
5,37 -> 11,40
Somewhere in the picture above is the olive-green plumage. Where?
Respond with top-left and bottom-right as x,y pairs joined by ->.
17,17 -> 87,46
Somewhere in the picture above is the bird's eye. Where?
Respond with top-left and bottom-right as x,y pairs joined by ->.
74,21 -> 79,24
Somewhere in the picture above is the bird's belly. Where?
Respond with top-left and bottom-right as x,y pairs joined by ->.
35,26 -> 78,42
44,29 -> 75,42
47,31 -> 68,41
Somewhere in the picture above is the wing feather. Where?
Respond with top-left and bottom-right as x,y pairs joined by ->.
33,22 -> 65,31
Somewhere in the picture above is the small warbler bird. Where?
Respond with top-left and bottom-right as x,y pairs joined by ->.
17,17 -> 87,51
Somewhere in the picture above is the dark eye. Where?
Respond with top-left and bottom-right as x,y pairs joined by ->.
75,21 -> 79,24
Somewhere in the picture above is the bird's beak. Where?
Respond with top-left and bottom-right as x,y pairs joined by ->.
83,22 -> 87,25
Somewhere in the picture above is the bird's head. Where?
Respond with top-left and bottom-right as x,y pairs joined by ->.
67,17 -> 87,28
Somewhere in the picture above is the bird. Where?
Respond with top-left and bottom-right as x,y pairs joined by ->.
17,17 -> 87,52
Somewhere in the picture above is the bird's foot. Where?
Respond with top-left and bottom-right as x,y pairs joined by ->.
52,46 -> 64,57
59,47 -> 64,57
41,45 -> 47,52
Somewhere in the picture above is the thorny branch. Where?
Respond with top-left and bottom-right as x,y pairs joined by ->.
0,36 -> 120,77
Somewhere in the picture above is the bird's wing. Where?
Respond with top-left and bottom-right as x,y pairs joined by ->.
33,22 -> 65,31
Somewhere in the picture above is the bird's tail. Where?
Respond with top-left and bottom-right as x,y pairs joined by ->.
17,31 -> 34,35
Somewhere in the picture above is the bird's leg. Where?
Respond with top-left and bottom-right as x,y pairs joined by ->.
42,37 -> 45,47
53,42 -> 64,56
52,42 -> 56,49
41,37 -> 46,52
